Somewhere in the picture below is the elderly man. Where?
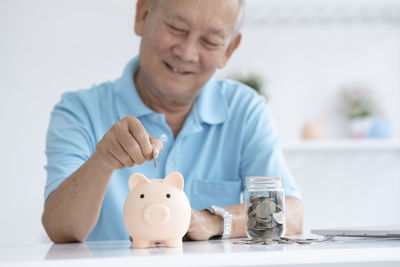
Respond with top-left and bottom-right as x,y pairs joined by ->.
42,0 -> 303,243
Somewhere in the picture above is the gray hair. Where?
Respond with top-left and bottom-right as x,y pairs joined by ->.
151,0 -> 245,39
233,0 -> 245,38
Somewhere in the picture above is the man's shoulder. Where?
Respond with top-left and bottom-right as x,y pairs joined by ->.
213,78 -> 266,109
59,81 -> 116,107
53,81 -> 120,126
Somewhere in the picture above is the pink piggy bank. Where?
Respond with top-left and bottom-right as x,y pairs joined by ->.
123,172 -> 191,249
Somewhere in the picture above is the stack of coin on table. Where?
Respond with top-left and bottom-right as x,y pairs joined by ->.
234,236 -> 330,245
246,192 -> 285,240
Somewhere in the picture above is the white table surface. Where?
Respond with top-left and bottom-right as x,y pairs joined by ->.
1,236 -> 400,266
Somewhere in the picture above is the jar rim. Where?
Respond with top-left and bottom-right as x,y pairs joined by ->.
246,176 -> 281,182
245,176 -> 282,188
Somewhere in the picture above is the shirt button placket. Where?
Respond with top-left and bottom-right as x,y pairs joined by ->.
167,160 -> 174,168
160,133 -> 168,142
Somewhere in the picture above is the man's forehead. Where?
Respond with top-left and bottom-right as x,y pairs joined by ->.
166,10 -> 228,38
158,0 -> 239,36
155,0 -> 240,10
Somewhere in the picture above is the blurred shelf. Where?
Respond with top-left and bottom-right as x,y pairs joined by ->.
282,139 -> 400,152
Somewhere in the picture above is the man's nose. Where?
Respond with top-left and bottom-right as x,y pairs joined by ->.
172,36 -> 200,63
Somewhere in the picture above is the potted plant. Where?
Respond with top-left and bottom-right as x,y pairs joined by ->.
342,86 -> 378,138
231,73 -> 268,101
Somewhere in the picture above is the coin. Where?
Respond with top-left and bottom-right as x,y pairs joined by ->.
265,220 -> 277,229
269,191 -> 276,199
276,238 -> 294,244
246,193 -> 286,240
248,207 -> 256,217
255,214 -> 272,224
255,199 -> 276,218
250,195 -> 260,202
247,216 -> 256,229
276,192 -> 283,205
152,147 -> 158,168
234,237 -> 329,246
273,212 -> 284,224
261,239 -> 275,245
296,240 -> 313,244
276,192 -> 283,211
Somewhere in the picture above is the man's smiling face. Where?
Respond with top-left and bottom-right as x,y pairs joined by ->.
135,0 -> 241,104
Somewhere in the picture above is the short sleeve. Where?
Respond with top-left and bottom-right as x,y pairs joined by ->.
44,93 -> 96,201
239,96 -> 302,201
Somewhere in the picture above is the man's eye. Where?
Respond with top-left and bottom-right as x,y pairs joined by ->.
168,24 -> 185,33
202,39 -> 219,47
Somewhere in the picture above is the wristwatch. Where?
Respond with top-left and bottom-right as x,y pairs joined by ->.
206,205 -> 232,239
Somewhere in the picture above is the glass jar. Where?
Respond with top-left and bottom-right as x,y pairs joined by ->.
245,176 -> 285,240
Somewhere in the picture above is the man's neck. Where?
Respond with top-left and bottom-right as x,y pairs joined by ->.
134,71 -> 195,138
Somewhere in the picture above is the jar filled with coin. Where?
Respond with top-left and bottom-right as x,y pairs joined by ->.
245,176 -> 285,240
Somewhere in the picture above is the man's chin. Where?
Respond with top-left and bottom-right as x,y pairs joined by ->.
156,86 -> 199,104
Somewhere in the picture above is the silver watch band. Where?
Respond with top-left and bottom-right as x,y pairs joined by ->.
207,205 -> 232,239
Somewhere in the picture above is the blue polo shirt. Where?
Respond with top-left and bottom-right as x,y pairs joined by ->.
45,56 -> 301,241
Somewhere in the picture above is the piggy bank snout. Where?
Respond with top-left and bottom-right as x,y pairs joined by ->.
143,204 -> 170,225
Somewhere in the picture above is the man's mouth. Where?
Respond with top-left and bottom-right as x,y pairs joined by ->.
163,61 -> 193,75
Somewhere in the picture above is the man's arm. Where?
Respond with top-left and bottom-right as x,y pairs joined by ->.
284,196 -> 304,235
42,152 -> 114,243
42,116 -> 163,243
185,196 -> 303,240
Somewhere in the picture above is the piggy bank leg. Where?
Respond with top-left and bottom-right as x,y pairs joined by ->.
133,239 -> 151,249
164,238 -> 183,248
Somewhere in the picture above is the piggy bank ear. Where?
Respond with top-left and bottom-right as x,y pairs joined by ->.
128,173 -> 150,191
164,172 -> 184,191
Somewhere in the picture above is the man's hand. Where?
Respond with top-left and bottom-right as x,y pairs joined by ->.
128,209 -> 221,243
42,115 -> 164,243
94,115 -> 163,171
183,199 -> 303,242
184,209 -> 223,241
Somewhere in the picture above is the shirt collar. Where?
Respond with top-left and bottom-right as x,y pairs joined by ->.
115,56 -> 228,125
115,56 -> 154,119
195,78 -> 228,125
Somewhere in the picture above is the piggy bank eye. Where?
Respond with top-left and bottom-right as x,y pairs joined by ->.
166,194 -> 171,198
140,194 -> 145,199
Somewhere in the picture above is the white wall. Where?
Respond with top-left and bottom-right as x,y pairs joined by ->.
0,0 -> 399,245
221,25 -> 400,141
285,149 -> 400,234
218,0 -> 400,142
0,0 -> 139,245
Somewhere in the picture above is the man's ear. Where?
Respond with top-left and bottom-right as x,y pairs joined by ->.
218,33 -> 242,69
134,0 -> 151,36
